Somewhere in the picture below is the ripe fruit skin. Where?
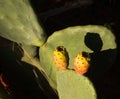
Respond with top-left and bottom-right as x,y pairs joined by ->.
74,52 -> 90,74
53,46 -> 69,70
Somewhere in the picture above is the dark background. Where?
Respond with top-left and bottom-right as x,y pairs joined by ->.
0,0 -> 120,99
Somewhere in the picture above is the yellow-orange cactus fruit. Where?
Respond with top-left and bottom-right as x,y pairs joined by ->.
74,52 -> 90,74
53,46 -> 69,70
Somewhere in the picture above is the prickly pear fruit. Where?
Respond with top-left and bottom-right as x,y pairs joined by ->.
74,52 -> 90,74
53,46 -> 69,70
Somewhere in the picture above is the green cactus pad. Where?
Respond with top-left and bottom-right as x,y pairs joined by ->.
39,25 -> 117,89
57,70 -> 97,99
0,0 -> 46,46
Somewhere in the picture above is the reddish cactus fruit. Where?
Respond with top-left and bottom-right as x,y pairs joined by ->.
74,52 -> 90,74
53,46 -> 69,70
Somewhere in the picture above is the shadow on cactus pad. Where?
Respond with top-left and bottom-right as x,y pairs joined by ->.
86,49 -> 117,80
84,32 -> 103,52
84,32 -> 117,80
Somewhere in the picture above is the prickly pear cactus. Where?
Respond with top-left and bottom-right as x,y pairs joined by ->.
0,0 -> 46,46
57,70 -> 96,99
39,25 -> 117,98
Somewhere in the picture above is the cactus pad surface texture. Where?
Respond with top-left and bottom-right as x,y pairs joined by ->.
0,0 -> 46,46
